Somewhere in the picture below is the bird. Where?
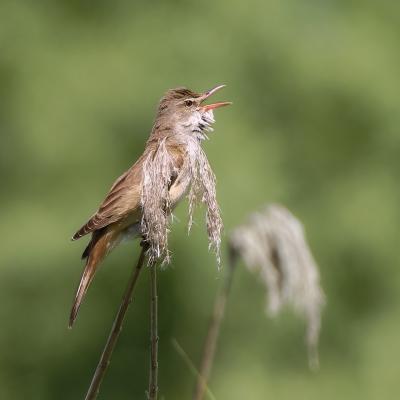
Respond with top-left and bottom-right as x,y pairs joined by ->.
69,85 -> 231,328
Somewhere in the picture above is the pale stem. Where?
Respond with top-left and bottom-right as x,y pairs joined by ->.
148,262 -> 159,400
193,250 -> 237,400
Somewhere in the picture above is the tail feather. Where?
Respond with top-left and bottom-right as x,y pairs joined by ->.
69,231 -> 115,328
69,260 -> 97,328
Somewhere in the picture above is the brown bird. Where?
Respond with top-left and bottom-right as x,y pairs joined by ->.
70,85 -> 231,328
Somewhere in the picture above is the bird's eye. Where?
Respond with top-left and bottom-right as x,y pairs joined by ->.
185,100 -> 193,107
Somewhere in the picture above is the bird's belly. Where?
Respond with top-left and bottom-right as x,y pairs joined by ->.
121,222 -> 141,242
110,209 -> 142,244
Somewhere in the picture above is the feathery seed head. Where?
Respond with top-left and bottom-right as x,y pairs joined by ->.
229,204 -> 325,369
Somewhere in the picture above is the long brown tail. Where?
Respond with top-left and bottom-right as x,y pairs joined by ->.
69,231 -> 117,328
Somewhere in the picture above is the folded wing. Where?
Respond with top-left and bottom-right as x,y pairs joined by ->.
72,155 -> 145,241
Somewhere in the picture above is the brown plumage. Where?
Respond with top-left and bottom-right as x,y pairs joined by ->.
69,85 -> 231,328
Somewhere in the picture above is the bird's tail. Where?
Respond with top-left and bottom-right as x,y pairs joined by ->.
69,230 -> 117,328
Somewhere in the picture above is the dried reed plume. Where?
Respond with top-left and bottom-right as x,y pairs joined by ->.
141,134 -> 223,265
141,138 -> 175,264
229,204 -> 325,369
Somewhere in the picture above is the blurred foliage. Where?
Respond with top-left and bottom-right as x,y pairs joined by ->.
1,0 -> 399,399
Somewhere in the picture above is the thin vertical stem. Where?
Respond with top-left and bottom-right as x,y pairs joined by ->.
85,244 -> 147,400
148,262 -> 158,400
193,250 -> 237,400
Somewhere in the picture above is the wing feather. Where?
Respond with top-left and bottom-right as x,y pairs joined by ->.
72,156 -> 145,240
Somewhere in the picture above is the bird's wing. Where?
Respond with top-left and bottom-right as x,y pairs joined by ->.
72,154 -> 146,240
72,140 -> 186,241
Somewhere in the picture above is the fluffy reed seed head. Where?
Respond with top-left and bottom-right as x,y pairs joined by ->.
229,204 -> 325,369
141,138 -> 175,264
141,135 -> 222,266
186,135 -> 223,265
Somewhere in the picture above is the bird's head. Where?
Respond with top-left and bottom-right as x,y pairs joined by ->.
155,85 -> 231,140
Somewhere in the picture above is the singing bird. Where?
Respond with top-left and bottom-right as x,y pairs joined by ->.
70,85 -> 231,327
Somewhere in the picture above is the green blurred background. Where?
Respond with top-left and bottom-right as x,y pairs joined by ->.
1,0 -> 399,398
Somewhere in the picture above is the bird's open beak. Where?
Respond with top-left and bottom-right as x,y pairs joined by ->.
200,85 -> 232,111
